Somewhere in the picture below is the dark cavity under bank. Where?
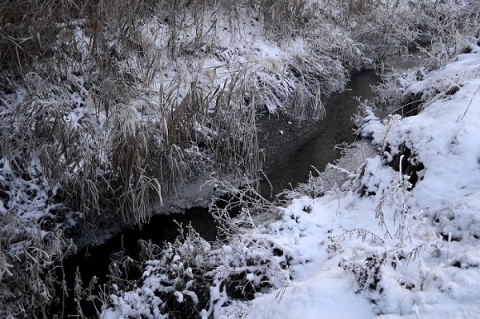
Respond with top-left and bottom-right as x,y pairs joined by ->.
52,207 -> 216,318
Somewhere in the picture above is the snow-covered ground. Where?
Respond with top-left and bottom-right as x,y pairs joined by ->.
2,1 -> 480,318
103,43 -> 480,319
235,43 -> 480,319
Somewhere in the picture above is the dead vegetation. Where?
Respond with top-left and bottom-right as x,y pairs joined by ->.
1,0 -> 479,317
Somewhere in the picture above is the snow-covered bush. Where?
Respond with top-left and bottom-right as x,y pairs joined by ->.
103,204 -> 293,318
105,226 -> 213,319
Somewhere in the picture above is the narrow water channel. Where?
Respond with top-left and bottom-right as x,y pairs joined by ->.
261,70 -> 381,197
54,208 -> 216,318
52,70 -> 382,318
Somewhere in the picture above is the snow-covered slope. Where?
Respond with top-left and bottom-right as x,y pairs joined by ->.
238,44 -> 480,319
103,43 -> 480,319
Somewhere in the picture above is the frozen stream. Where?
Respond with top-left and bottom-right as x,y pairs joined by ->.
53,69 -> 382,318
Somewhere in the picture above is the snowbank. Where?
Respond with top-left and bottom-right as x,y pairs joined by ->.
104,42 -> 480,319
241,44 -> 480,318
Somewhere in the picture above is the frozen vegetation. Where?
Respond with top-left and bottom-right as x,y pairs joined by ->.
1,0 -> 480,318
102,45 -> 480,318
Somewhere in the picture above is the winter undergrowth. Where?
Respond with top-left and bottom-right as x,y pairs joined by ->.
2,0 -> 480,318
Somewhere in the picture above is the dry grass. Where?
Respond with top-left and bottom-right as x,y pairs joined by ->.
1,0 -> 477,233
1,1 -> 479,316
0,212 -> 74,318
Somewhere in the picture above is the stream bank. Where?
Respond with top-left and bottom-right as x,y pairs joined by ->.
52,68 -> 385,318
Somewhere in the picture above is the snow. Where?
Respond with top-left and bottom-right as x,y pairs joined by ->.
3,1 -> 480,318
238,47 -> 480,319
244,271 -> 374,319
105,44 -> 480,318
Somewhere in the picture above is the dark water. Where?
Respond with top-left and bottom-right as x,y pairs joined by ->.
53,207 -> 216,318
51,70 -> 381,318
261,70 -> 381,198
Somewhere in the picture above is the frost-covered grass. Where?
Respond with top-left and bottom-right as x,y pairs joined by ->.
103,39 -> 480,319
1,0 -> 475,232
2,0 -> 480,318
0,0 -> 362,230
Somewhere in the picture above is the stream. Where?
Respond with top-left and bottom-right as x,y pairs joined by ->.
53,70 -> 382,318
260,70 -> 380,197
55,208 -> 216,318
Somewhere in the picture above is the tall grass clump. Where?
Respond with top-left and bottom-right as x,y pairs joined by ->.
0,212 -> 74,318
